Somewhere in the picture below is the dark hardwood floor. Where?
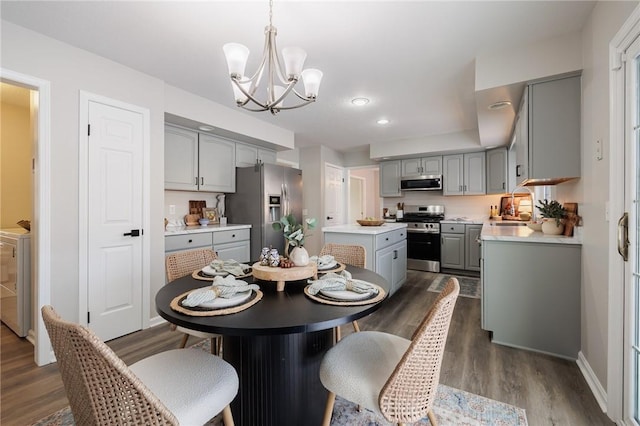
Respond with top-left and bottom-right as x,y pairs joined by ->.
2,270 -> 612,425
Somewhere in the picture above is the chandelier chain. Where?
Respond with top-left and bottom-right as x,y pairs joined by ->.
269,0 -> 273,28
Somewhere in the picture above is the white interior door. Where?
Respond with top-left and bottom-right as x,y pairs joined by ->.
625,34 -> 640,425
349,176 -> 364,223
87,100 -> 143,341
325,163 -> 344,226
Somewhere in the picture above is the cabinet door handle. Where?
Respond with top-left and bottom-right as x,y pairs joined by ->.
464,185 -> 467,191
201,177 -> 204,185
459,185 -> 462,192
232,234 -> 236,238
502,182 -> 506,189
516,165 -> 522,177
393,250 -> 398,260
188,239 -> 193,243
618,212 -> 629,261
195,177 -> 198,185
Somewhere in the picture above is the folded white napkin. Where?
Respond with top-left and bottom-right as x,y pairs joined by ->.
307,270 -> 378,296
182,275 -> 260,307
309,255 -> 335,268
209,259 -> 250,276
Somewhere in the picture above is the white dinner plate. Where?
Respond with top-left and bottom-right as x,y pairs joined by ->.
201,265 -> 229,277
317,261 -> 338,271
319,289 -> 375,301
196,290 -> 252,309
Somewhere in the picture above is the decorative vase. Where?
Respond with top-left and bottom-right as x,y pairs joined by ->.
541,219 -> 564,235
289,246 -> 310,266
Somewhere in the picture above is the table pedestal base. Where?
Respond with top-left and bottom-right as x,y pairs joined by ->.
224,330 -> 333,426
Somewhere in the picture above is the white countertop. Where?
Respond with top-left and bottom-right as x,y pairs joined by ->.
164,224 -> 251,236
441,217 -> 486,225
322,222 -> 407,235
0,228 -> 31,238
480,222 -> 582,245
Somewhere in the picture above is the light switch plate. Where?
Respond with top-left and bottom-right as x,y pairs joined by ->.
169,204 -> 176,214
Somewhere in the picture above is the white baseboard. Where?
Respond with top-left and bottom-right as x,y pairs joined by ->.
149,315 -> 167,328
577,350 -> 608,413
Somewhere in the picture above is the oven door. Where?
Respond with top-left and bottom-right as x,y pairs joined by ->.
406,230 -> 440,272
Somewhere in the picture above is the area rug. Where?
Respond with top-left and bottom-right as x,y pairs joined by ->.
428,273 -> 481,299
34,384 -> 527,425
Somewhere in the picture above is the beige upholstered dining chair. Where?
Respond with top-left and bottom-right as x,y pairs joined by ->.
42,305 -> 238,426
166,248 -> 222,354
319,243 -> 367,340
319,277 -> 460,426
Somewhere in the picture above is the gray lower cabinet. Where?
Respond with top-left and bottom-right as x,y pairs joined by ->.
213,229 -> 250,263
481,240 -> 581,359
440,223 -> 465,269
324,227 -> 407,295
464,225 -> 482,271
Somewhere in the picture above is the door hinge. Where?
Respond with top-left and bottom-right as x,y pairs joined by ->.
87,312 -> 90,323
88,124 -> 91,136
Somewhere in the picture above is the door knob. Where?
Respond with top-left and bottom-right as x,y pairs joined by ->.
123,229 -> 141,237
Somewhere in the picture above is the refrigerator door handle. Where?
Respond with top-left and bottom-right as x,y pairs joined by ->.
283,183 -> 289,215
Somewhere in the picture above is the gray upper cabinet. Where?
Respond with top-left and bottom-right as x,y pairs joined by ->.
401,156 -> 442,177
443,152 -> 486,196
515,74 -> 581,185
379,160 -> 402,197
165,125 -> 199,191
165,124 -> 236,193
486,147 -> 508,194
236,143 -> 277,167
199,134 -> 236,193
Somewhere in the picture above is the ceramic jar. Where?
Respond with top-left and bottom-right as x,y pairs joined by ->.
259,247 -> 270,266
541,219 -> 564,235
289,246 -> 310,267
269,249 -> 280,267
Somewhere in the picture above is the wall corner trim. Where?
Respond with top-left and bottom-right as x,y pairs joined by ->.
577,350 -> 608,414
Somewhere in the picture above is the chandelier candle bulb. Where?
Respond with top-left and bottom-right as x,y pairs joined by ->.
222,43 -> 250,78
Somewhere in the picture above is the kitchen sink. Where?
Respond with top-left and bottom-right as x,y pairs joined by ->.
491,222 -> 527,227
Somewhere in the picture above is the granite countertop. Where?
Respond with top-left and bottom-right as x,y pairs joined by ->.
480,222 -> 582,245
322,222 -> 407,235
441,217 -> 487,225
164,224 -> 251,236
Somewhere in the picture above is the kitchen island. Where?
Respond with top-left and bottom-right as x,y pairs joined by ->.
323,222 -> 407,295
480,222 -> 582,359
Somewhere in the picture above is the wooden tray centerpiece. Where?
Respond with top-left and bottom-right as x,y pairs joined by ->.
252,262 -> 318,292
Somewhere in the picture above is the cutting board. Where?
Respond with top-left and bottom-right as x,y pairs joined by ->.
563,203 -> 578,236
189,200 -> 207,217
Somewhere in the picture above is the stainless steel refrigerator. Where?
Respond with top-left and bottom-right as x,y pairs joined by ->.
226,163 -> 303,260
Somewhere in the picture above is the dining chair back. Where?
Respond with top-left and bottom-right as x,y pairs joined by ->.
166,248 -> 222,354
319,243 -> 366,268
319,243 -> 367,338
166,248 -> 217,281
319,277 -> 460,426
42,305 -> 238,426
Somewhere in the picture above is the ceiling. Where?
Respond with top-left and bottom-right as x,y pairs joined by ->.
1,1 -> 596,154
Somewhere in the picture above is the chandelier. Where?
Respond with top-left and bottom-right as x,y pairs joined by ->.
222,0 -> 323,115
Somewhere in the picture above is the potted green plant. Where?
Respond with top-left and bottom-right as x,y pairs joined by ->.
536,199 -> 567,235
272,214 -> 317,265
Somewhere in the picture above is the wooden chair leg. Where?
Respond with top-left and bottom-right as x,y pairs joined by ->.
222,405 -> 234,426
210,337 -> 217,355
335,326 -> 341,342
217,336 -> 224,357
352,320 -> 360,332
179,333 -> 189,349
427,409 -> 437,425
322,391 -> 336,426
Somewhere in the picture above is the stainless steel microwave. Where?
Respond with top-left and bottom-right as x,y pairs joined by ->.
400,175 -> 443,191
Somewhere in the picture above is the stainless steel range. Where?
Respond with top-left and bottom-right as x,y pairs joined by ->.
397,205 -> 444,272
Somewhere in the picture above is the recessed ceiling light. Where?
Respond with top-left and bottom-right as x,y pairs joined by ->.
488,101 -> 512,110
198,125 -> 214,131
351,97 -> 370,106
377,118 -> 389,125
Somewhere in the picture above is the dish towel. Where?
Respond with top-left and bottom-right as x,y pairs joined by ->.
182,275 -> 260,307
209,259 -> 251,276
309,255 -> 336,269
307,270 -> 378,296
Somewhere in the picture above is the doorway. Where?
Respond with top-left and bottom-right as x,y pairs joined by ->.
348,167 -> 381,221
349,176 -> 365,223
1,69 -> 52,366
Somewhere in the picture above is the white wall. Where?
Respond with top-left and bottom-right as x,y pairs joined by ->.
573,0 -> 638,399
349,167 -> 380,220
475,32 -> 584,91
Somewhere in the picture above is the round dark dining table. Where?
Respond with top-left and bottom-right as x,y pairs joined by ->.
155,265 -> 389,426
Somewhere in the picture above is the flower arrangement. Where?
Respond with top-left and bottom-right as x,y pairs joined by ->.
537,199 -> 567,226
272,214 -> 317,248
